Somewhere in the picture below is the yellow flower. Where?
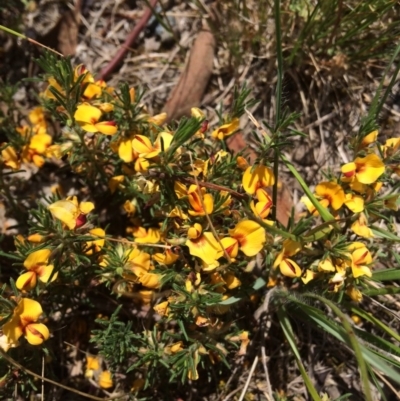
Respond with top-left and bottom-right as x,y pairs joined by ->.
16,249 -> 57,291
153,249 -> 179,265
318,258 -> 335,272
250,188 -> 273,219
2,298 -> 49,346
108,175 -> 125,193
169,206 -> 188,220
344,193 -> 364,213
98,371 -> 113,389
165,341 -> 184,354
187,185 -> 214,216
346,286 -> 363,302
223,273 -> 241,289
360,130 -> 378,148
341,154 -> 385,184
327,270 -> 345,292
242,165 -> 275,195
43,77 -> 64,99
139,272 -> 162,289
74,103 -> 117,135
148,112 -> 168,126
153,301 -> 170,316
236,156 -> 249,171
229,220 -> 265,257
273,240 -> 302,278
118,135 -> 137,162
131,227 -> 161,244
220,237 -> 239,259
29,107 -> 47,127
188,223 -> 203,239
131,132 -> 173,158
1,144 -> 20,170
125,248 -> 151,273
302,182 -> 345,215
48,196 -> 94,230
301,269 -> 316,284
351,214 -> 373,238
348,242 -> 372,278
211,117 -> 240,140
383,137 -> 400,158
186,232 -> 222,268
84,228 -> 106,254
85,355 -> 101,378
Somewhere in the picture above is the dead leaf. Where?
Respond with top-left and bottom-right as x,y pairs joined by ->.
57,1 -> 81,56
164,26 -> 216,122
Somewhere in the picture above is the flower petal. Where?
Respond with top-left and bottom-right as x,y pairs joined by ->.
24,249 -> 51,269
25,323 -> 49,345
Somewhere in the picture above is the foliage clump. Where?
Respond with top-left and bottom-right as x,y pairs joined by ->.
0,51 -> 399,400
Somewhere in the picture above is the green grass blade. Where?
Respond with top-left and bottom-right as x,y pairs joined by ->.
349,304 -> 400,342
292,293 -> 373,400
277,307 -> 322,401
371,269 -> 400,281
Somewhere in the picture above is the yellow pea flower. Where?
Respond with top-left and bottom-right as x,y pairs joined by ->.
98,371 -> 113,389
351,214 -> 373,238
131,132 -> 173,158
139,272 -> 162,289
74,103 -> 117,135
153,301 -> 170,316
131,227 -> 161,244
382,137 -> 400,158
1,144 -> 20,170
153,249 -> 179,265
273,240 -> 302,278
84,228 -> 106,254
302,181 -> 345,215
341,154 -> 385,184
48,196 -> 94,230
211,117 -> 240,140
125,247 -> 151,273
344,193 -> 364,213
250,188 -> 273,219
17,249 -> 57,291
187,185 -> 214,216
360,130 -> 378,148
346,286 -> 363,302
186,232 -> 222,268
242,165 -> 275,195
229,220 -> 266,257
2,298 -> 49,346
348,242 -> 372,278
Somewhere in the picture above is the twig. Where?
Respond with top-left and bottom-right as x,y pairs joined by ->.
105,236 -> 172,249
238,356 -> 258,401
0,24 -> 64,57
180,177 -> 247,201
261,346 -> 273,401
97,0 -> 159,81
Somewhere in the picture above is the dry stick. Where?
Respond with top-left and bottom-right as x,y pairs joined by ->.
255,288 -> 278,401
0,348 -> 123,401
238,356 -> 259,401
96,0 -> 158,81
0,24 -> 64,57
261,346 -> 273,401
42,355 -> 45,401
180,176 -> 247,201
105,236 -> 172,249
